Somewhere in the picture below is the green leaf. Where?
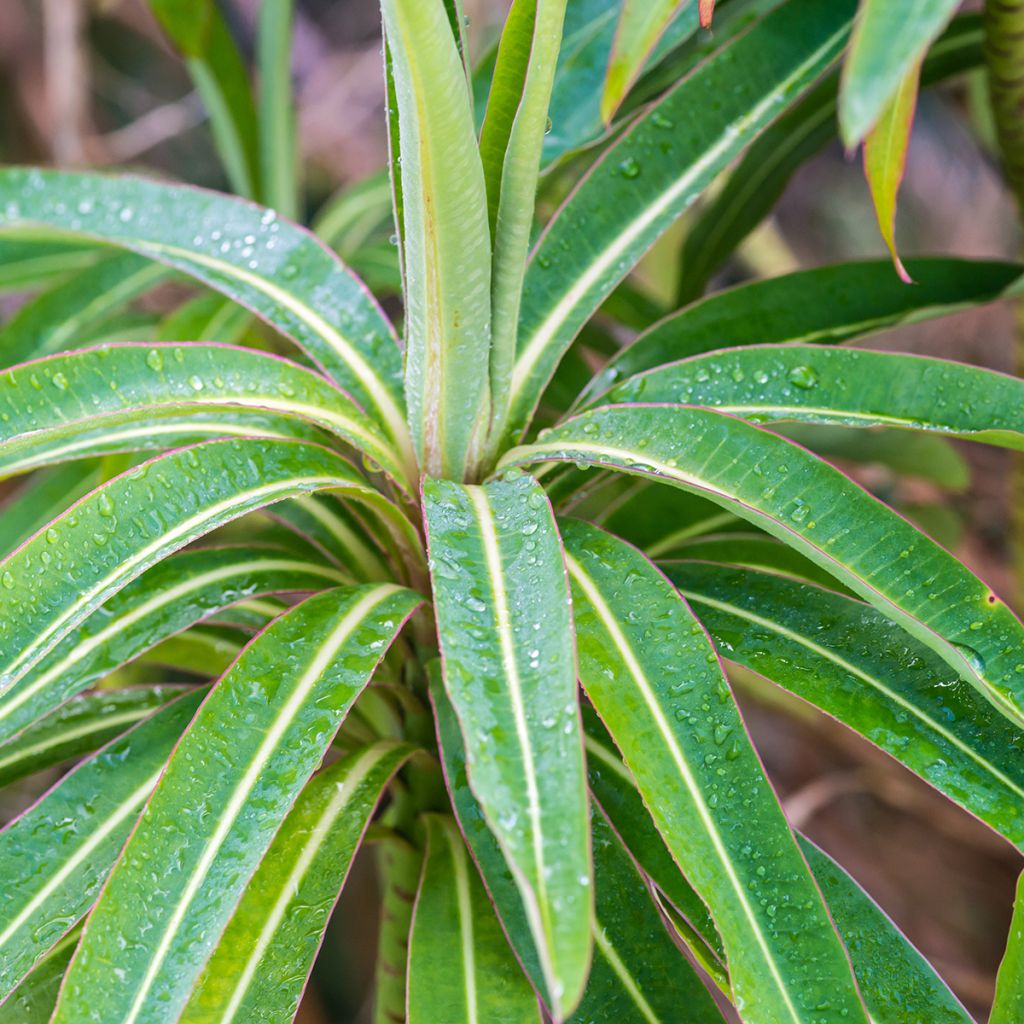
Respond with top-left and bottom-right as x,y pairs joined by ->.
0,544 -> 344,746
798,838 -> 972,1023
992,870 -> 1024,1024
423,475 -> 592,1019
0,437 -> 400,700
479,0 -> 569,450
0,169 -> 411,458
0,689 -> 204,999
156,293 -> 251,344
0,253 -> 169,367
587,256 -> 1020,401
569,805 -> 725,1024
506,0 -> 857,443
669,562 -> 1024,848
372,833 -> 422,1024
863,61 -> 921,281
381,0 -> 492,479
0,928 -> 79,1024
407,815 -> 542,1024
838,0 -> 959,146
257,0 -> 298,218
503,405 -> 1024,726
146,0 -> 261,198
601,1 -> 686,123
181,740 -> 414,1023
0,343 -> 413,495
598,345 -> 1024,455
675,15 -> 983,303
0,684 -> 186,789
0,237 -> 99,293
562,520 -> 867,1024
53,584 -> 420,1024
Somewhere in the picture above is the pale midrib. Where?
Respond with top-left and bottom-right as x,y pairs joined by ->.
217,748 -> 384,1022
119,585 -> 399,1024
0,475 -> 354,698
0,772 -> 158,950
448,823 -> 478,1024
510,21 -> 851,406
567,555 -> 802,1024
592,919 -> 659,1024
0,556 -> 343,729
467,488 -> 553,991
679,588 -> 1024,802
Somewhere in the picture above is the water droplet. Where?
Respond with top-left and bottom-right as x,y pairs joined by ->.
1,571 -> 13,589
618,157 -> 641,179
146,349 -> 163,373
953,643 -> 985,675
51,372 -> 68,390
787,365 -> 819,390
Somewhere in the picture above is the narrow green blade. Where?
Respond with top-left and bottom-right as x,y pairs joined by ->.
52,584 -> 420,1024
423,474 -> 592,1019
407,815 -> 542,1024
0,928 -> 79,1023
257,0 -> 298,218
181,740 -> 414,1023
992,870 -> 1024,1024
502,405 -> 1024,726
562,519 -> 867,1024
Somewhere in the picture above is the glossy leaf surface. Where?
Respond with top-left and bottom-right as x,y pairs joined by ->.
562,520 -> 867,1024
992,870 -> 1024,1024
424,475 -> 592,1018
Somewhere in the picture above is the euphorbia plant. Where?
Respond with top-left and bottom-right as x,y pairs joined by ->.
0,0 -> 1023,1021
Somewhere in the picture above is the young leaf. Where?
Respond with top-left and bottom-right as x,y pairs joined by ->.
506,0 -> 857,443
257,0 -> 298,218
407,815 -> 542,1024
373,834 -> 422,1024
381,0 -> 492,479
838,0 -> 959,146
52,584 -> 421,1024
0,545 -> 343,746
586,256 -> 1021,402
0,438 -> 397,698
598,345 -> 1024,455
479,0 -> 568,450
0,690 -> 204,999
0,684 -> 186,789
562,520 -> 868,1024
0,169 -> 411,457
601,1 -> 686,124
570,806 -> 724,1024
863,61 -> 921,282
0,343 -> 414,496
423,475 -> 592,1019
502,405 -> 1024,727
668,563 -> 1024,848
181,740 -> 414,1023
991,870 -> 1024,1024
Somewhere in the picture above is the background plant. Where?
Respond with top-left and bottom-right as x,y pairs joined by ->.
0,0 -> 1022,1022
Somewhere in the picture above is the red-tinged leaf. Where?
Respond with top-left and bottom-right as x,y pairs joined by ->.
700,0 -> 716,29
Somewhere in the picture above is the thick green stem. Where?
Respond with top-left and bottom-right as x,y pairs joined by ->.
985,0 -> 1024,604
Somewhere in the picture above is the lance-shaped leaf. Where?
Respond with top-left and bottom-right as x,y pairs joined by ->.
570,806 -> 725,1024
181,740 -> 414,1024
668,563 -> 1024,848
502,405 -> 1024,727
145,0 -> 261,198
0,545 -> 344,747
597,345 -> 1024,454
506,0 -> 856,443
156,293 -> 251,345
0,684 -> 187,789
480,0 -> 568,447
0,237 -> 99,293
257,0 -> 298,218
0,437 -> 402,699
992,870 -> 1024,1024
407,815 -> 542,1024
381,0 -> 492,480
0,343 -> 414,495
373,833 -> 422,1024
676,15 -> 983,303
0,690 -> 204,999
601,1 -> 687,124
585,256 -> 1021,402
561,519 -> 867,1024
797,838 -> 972,1023
0,169 -> 410,455
0,928 -> 79,1024
0,253 -> 169,367
52,584 -> 421,1024
863,61 -> 921,282
423,475 -> 592,1019
838,0 -> 959,146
